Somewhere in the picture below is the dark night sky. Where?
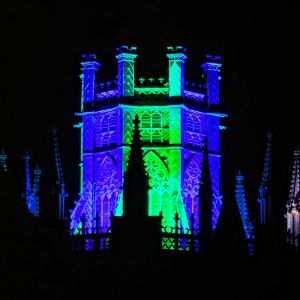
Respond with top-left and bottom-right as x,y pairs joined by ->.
0,1 -> 299,224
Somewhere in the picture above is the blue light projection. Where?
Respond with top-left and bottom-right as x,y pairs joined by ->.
70,46 -> 225,237
202,56 -> 223,230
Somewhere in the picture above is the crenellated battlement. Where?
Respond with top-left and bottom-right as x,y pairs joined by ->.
80,46 -> 222,110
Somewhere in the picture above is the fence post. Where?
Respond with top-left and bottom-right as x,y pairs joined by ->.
95,213 -> 100,234
80,214 -> 86,251
174,212 -> 179,251
108,211 -> 114,249
159,211 -> 163,251
81,214 -> 86,235
94,213 -> 101,250
190,213 -> 195,252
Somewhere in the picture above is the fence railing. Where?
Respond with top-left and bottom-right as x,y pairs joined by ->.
161,212 -> 200,252
70,212 -> 202,253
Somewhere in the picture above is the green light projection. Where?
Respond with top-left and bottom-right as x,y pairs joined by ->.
117,105 -> 189,229
166,51 -> 187,97
169,61 -> 181,96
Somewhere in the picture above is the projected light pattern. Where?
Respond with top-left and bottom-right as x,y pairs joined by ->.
70,46 -> 224,234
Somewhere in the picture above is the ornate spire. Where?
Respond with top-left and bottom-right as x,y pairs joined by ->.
288,148 -> 300,204
23,152 -> 36,216
235,170 -> 255,255
32,165 -> 42,217
80,53 -> 100,108
122,115 -> 149,219
53,126 -> 68,220
23,152 -> 32,203
257,131 -> 272,225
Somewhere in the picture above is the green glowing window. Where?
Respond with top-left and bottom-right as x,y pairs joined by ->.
140,111 -> 165,143
141,111 -> 162,129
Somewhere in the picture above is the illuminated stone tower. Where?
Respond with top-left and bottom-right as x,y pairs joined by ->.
70,46 -> 226,234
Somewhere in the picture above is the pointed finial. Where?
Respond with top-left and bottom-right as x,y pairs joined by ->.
133,114 -> 140,126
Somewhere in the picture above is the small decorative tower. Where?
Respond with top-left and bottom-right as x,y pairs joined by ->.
32,165 -> 42,217
0,149 -> 7,172
166,46 -> 187,97
116,46 -> 137,97
71,46 -> 226,240
24,152 -> 33,211
80,54 -> 100,109
286,148 -> 300,248
257,131 -> 272,225
53,127 -> 68,220
23,152 -> 40,217
235,170 -> 255,255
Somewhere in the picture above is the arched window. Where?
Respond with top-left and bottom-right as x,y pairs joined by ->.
183,155 -> 201,228
144,151 -> 170,223
152,113 -> 161,128
140,110 -> 167,143
95,155 -> 120,228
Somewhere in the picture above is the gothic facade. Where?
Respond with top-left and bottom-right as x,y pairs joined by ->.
70,46 -> 225,233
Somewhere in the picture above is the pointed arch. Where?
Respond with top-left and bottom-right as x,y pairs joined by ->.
143,150 -> 170,218
144,150 -> 170,173
183,154 -> 202,228
95,155 -> 120,228
144,151 -> 169,190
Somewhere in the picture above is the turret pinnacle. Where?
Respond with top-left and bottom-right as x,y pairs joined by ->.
289,148 -> 300,203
